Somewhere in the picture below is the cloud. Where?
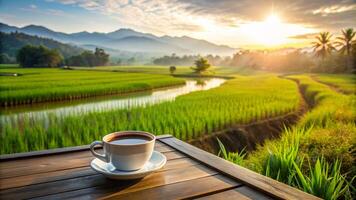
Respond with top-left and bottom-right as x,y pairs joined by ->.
29,4 -> 37,9
52,0 -> 206,35
288,33 -> 319,40
50,0 -> 356,37
312,4 -> 356,15
21,4 -> 68,17
54,0 -> 355,29
46,9 -> 67,16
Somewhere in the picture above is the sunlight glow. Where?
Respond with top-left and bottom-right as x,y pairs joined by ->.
239,13 -> 315,47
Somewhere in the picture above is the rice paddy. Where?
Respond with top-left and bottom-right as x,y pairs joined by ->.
1,64 -> 354,199
0,68 -> 185,106
313,74 -> 356,94
0,74 -> 300,154
228,74 -> 356,199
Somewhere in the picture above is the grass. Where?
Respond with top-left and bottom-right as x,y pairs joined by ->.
0,67 -> 185,106
313,74 -> 356,94
221,74 -> 356,199
0,74 -> 300,154
71,65 -> 256,76
73,65 -> 194,75
217,138 -> 246,165
294,158 -> 351,200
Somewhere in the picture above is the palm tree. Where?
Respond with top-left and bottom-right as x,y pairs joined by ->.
335,28 -> 355,55
335,28 -> 355,71
312,32 -> 335,60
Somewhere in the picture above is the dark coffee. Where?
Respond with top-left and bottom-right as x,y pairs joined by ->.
109,135 -> 151,145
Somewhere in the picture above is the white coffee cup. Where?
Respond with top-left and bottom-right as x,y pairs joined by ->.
90,131 -> 155,171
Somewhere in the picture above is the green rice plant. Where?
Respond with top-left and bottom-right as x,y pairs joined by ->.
313,74 -> 356,94
293,158 -> 352,200
262,127 -> 309,185
243,74 -> 355,199
0,68 -> 185,105
0,75 -> 300,154
217,138 -> 246,165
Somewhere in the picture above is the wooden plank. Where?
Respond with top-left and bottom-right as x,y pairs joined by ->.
235,186 -> 275,200
0,150 -> 183,180
0,135 -> 172,161
0,164 -> 217,199
0,157 -> 199,190
195,188 -> 251,200
159,137 -> 320,200
197,186 -> 274,200
101,174 -> 241,200
0,143 -> 173,170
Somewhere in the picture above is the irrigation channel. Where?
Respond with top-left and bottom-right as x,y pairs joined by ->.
190,76 -> 309,154
1,78 -> 226,124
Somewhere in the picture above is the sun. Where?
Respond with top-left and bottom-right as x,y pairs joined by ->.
260,14 -> 285,45
240,14 -> 292,47
265,14 -> 281,25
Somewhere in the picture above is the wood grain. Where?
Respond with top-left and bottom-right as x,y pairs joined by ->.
0,147 -> 180,179
0,135 -> 172,161
159,137 -> 320,200
2,164 -> 217,199
195,188 -> 251,200
0,142 -> 171,170
0,157 -> 198,190
101,174 -> 241,200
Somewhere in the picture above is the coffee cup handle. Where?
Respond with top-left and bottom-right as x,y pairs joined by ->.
90,141 -> 108,163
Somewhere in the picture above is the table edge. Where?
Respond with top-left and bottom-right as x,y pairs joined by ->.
158,136 -> 321,200
0,135 -> 173,161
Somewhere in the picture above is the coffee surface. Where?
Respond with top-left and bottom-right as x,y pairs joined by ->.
109,135 -> 150,145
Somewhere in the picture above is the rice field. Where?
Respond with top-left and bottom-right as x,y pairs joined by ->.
229,74 -> 356,199
0,75 -> 300,154
313,74 -> 356,94
0,67 -> 185,106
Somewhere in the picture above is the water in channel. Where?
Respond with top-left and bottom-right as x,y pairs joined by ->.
1,78 -> 226,123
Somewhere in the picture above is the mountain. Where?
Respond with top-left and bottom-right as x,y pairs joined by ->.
102,36 -> 187,53
0,23 -> 236,56
0,31 -> 84,59
106,28 -> 157,40
161,36 -> 235,55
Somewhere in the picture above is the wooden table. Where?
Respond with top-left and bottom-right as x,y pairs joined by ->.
0,135 -> 319,200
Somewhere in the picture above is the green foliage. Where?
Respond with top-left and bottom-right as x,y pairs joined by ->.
153,54 -> 226,66
0,74 -> 300,154
192,58 -> 211,74
0,68 -> 185,106
66,48 -> 109,67
0,32 -> 83,59
335,28 -> 355,56
263,127 -> 306,185
294,158 -> 351,200
312,32 -> 335,59
314,74 -> 356,94
169,66 -> 176,74
299,123 -> 356,177
217,138 -> 246,165
16,45 -> 63,67
242,74 -> 356,199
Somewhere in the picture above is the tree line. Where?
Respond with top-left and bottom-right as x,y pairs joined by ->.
0,31 -> 83,64
153,28 -> 356,73
16,45 -> 109,68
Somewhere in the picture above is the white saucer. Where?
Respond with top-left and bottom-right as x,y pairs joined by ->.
90,151 -> 167,180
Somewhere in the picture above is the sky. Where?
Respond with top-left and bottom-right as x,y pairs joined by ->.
0,0 -> 355,49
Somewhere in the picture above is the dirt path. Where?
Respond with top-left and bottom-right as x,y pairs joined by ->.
189,76 -> 311,154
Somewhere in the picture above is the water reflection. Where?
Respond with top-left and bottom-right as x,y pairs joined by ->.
1,78 -> 225,122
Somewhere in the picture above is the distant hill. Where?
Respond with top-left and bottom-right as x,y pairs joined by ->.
0,22 -> 236,56
0,32 -> 84,59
